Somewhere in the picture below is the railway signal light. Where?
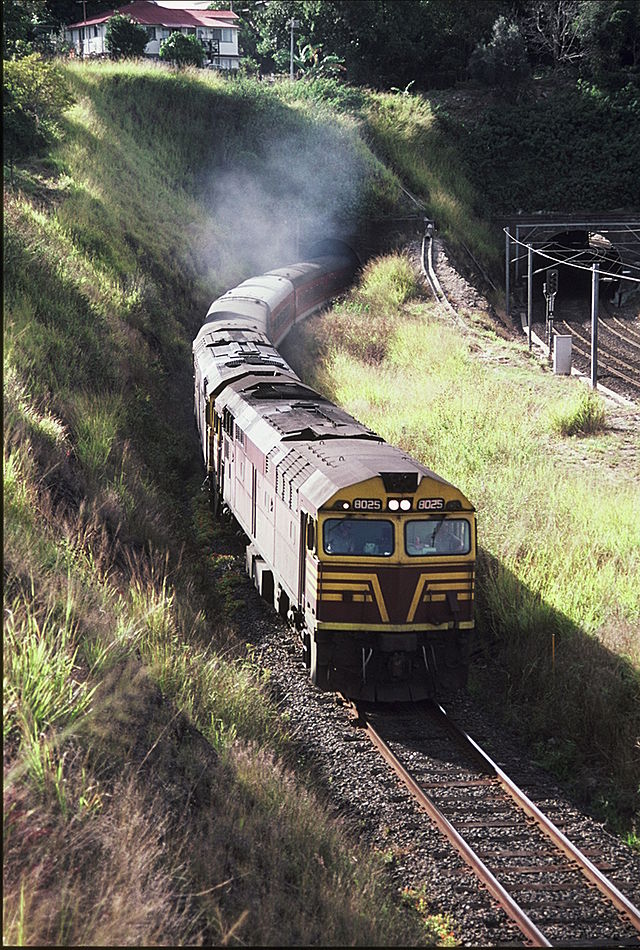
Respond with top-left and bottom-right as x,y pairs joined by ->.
547,268 -> 558,295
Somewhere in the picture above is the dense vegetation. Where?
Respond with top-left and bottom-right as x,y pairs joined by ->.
282,258 -> 639,837
444,82 -> 640,214
3,1 -> 640,942
4,62 -> 436,946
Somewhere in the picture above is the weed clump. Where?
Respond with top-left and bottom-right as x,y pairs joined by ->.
550,390 -> 607,437
360,253 -> 420,310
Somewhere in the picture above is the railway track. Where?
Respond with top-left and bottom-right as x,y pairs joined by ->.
556,316 -> 640,395
347,700 -> 640,947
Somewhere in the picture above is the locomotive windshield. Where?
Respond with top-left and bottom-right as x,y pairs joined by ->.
323,518 -> 394,557
405,519 -> 470,556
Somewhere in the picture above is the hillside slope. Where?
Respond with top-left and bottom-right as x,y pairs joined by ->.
4,62 -> 639,945
4,62 -> 431,946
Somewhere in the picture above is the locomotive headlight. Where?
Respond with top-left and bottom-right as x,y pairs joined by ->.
400,499 -> 412,511
342,501 -> 350,510
388,499 -> 400,511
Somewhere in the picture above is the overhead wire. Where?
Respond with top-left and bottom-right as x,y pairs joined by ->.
506,230 -> 640,283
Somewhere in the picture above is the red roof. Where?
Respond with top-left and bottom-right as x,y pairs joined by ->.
67,2 -> 239,29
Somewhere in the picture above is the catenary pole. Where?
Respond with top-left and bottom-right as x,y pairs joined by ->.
527,245 -> 533,350
505,228 -> 511,320
590,263 -> 599,389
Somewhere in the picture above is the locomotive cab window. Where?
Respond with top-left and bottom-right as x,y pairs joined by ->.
405,519 -> 470,556
323,518 -> 394,557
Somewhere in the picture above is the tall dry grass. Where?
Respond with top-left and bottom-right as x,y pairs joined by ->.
4,64 -> 439,945
281,255 -> 640,840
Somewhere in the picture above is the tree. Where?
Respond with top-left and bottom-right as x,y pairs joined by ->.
158,31 -> 205,68
574,0 -> 640,88
291,42 -> 345,79
236,0 -> 510,90
3,53 -> 74,169
105,13 -> 148,60
3,0 -> 38,57
469,15 -> 531,91
515,0 -> 583,72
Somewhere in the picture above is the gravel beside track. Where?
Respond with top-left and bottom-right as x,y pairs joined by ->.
248,606 -> 640,947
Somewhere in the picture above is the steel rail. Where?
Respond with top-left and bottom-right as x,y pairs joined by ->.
558,320 -> 640,388
420,231 -> 468,331
433,703 -> 640,935
607,313 -> 640,345
599,317 -> 640,352
351,702 -> 553,948
557,319 -> 640,374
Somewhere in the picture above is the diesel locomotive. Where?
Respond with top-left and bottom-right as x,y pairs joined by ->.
193,242 -> 476,700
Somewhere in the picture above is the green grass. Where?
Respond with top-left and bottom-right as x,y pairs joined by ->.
3,62 -> 439,946
282,257 -> 640,835
549,389 -> 608,437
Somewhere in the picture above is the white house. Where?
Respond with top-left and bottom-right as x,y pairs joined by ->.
65,1 -> 240,70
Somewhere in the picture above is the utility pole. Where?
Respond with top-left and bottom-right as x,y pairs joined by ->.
288,18 -> 300,80
505,227 -> 511,321
76,0 -> 87,58
527,245 -> 533,350
591,263 -> 599,389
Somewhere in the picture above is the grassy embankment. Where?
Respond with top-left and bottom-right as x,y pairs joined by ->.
282,252 -> 639,844
4,62 -> 445,946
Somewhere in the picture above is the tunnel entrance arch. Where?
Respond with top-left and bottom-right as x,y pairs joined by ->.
503,214 -> 640,393
504,215 -> 640,323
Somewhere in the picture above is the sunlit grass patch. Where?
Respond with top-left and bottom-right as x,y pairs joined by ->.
549,389 -> 607,437
360,252 -> 420,309
69,390 -> 123,479
125,558 -> 287,753
4,592 -> 96,749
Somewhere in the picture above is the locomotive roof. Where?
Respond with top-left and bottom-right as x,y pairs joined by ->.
222,376 -> 458,513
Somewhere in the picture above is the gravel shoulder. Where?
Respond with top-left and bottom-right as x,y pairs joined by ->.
228,239 -> 640,946
247,607 -> 640,947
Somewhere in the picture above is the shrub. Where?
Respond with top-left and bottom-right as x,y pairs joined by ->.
469,16 -> 531,92
158,32 -> 205,68
105,14 -> 148,60
3,53 -> 74,165
360,254 -> 419,310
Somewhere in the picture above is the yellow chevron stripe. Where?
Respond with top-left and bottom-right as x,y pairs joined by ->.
321,581 -> 372,590
426,582 -> 475,590
321,572 -> 389,622
421,572 -> 475,581
407,574 -> 430,623
319,592 -> 374,603
316,620 -> 475,632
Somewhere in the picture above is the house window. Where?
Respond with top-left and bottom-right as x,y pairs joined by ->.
93,25 -> 98,37
145,26 -> 156,40
212,28 -> 233,44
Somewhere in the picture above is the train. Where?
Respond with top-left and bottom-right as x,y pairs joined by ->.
193,240 -> 476,701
